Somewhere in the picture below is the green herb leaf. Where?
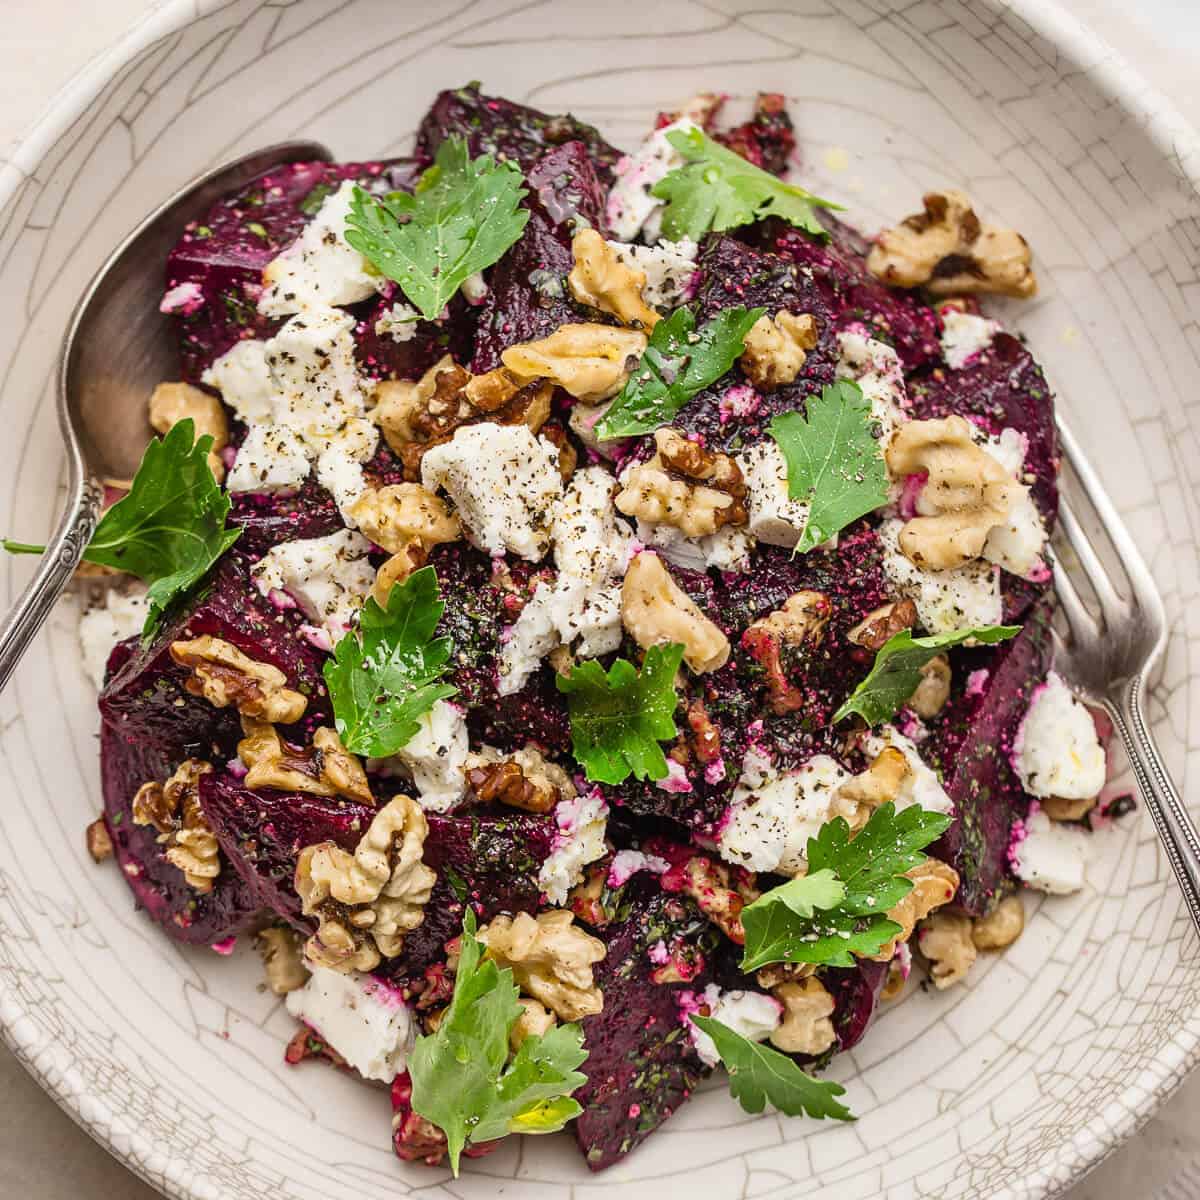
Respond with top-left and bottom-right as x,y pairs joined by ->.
409,912 -> 588,1174
691,1015 -> 854,1120
834,625 -> 1022,726
556,643 -> 684,784
322,565 -> 457,757
740,802 -> 953,972
767,380 -> 890,553
344,136 -> 529,321
594,305 -> 764,440
650,126 -> 840,241
2,420 -> 240,639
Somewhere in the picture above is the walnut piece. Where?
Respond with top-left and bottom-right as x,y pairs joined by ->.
510,997 -> 557,1052
671,853 -> 747,944
170,636 -> 307,724
295,793 -> 436,972
972,894 -> 1026,951
769,977 -> 837,1055
466,745 -> 574,814
847,599 -> 918,650
1040,794 -> 1098,822
867,189 -> 1036,299
132,759 -> 220,893
918,911 -> 977,988
372,544 -> 429,607
621,552 -> 730,674
148,381 -> 230,482
501,323 -> 648,402
751,590 -> 831,647
910,654 -> 951,718
885,416 -> 1019,570
238,718 -> 373,804
479,910 -> 606,1021
256,926 -> 310,995
86,817 -> 113,863
739,311 -> 819,391
755,961 -> 816,990
568,229 -> 659,330
615,428 -> 747,537
350,483 -> 460,554
871,856 -> 959,960
838,746 -> 910,813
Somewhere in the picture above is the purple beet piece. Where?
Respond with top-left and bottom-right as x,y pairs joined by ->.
713,92 -> 797,177
200,771 -> 374,924
679,235 -> 838,451
470,141 -> 608,373
100,551 -> 332,762
417,83 -> 622,183
167,158 -> 425,382
100,721 -> 261,945
574,881 -> 717,1171
228,481 -> 343,557
355,287 -> 476,384
763,216 -> 944,373
925,597 -> 1055,915
826,958 -> 889,1053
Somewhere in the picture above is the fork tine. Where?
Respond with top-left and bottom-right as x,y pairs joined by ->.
1055,416 -> 1166,625
1055,493 -> 1126,624
1051,551 -> 1101,643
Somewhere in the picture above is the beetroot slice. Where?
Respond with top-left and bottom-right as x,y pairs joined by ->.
827,958 -> 889,1053
573,881 -> 717,1171
925,597 -> 1055,915
417,83 -> 622,183
99,552 -> 331,763
100,721 -> 260,945
228,481 -> 343,557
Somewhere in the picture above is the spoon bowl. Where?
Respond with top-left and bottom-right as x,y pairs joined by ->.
0,140 -> 332,691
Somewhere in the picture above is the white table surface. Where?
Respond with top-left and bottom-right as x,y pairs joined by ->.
1,2 -> 1198,1198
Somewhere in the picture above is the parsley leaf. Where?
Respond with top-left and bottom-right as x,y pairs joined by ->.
322,565 -> 457,757
834,625 -> 1022,726
767,380 -> 890,553
4,419 -> 240,640
650,126 -> 840,241
594,305 -> 764,440
409,911 -> 588,1174
344,136 -> 529,321
740,802 -> 954,971
556,643 -> 684,784
691,1015 -> 854,1120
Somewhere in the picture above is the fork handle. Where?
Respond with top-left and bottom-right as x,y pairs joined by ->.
0,478 -> 103,693
1108,677 -> 1200,937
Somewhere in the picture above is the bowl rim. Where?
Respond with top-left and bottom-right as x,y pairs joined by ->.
1,2 -> 1198,1197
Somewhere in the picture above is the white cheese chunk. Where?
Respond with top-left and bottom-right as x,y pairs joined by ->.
259,180 -> 380,317
976,428 -> 1048,580
1015,672 -> 1106,800
859,725 -> 954,814
202,339 -> 275,424
879,518 -> 1002,634
421,423 -> 563,561
551,466 -> 633,581
940,309 -> 1000,369
538,791 -> 609,906
394,699 -> 469,813
1012,808 -> 1088,894
835,330 -> 908,442
285,967 -> 416,1081
78,584 -> 150,689
226,422 -> 312,493
604,118 -> 697,242
740,439 -> 811,549
316,441 -> 374,528
685,984 -> 782,1068
718,753 -> 855,876
251,529 -> 375,640
374,300 -> 422,342
637,520 -> 753,573
607,238 -> 699,309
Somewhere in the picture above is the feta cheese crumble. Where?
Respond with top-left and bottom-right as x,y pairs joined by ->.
202,339 -> 275,425
226,422 -> 312,493
78,584 -> 150,689
835,330 -> 908,442
259,180 -> 380,317
682,984 -> 782,1067
374,300 -> 422,342
251,529 -> 375,641
636,521 -> 753,574
1011,808 -> 1088,894
605,118 -> 697,242
740,439 -> 811,549
1014,672 -> 1106,800
285,966 -> 416,1081
607,238 -> 699,308
940,309 -> 1000,369
607,849 -> 669,888
393,699 -> 470,813
538,790 -> 609,906
977,428 -> 1048,580
421,423 -> 563,560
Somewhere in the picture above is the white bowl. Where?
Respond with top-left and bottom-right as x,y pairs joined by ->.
1,2 -> 1198,1197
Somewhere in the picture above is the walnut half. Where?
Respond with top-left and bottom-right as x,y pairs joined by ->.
465,745 -> 575,814
918,911 -> 977,988
568,229 -> 659,330
148,382 -> 230,482
871,856 -> 959,960
132,758 -> 220,893
238,718 -> 373,804
501,323 -> 648,403
769,977 -> 837,1056
739,311 -> 819,391
170,636 -> 307,724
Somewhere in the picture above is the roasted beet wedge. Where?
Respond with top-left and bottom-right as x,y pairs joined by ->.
714,92 -> 797,176
228,482 -> 343,557
680,235 -> 838,451
925,598 -> 1055,915
470,141 -> 608,372
166,158 -> 424,382
356,287 -> 477,384
826,958 -> 889,1053
100,552 -> 331,761
417,83 -> 621,183
101,720 -> 260,945
573,880 -> 719,1171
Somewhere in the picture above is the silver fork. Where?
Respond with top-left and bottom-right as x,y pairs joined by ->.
1051,416 -> 1200,934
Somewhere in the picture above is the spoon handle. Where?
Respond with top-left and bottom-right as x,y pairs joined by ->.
0,479 -> 103,692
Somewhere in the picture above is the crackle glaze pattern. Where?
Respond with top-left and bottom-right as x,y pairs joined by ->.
0,2 -> 1198,1198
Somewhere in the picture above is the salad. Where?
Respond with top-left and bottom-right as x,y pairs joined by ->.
31,84 -> 1124,1174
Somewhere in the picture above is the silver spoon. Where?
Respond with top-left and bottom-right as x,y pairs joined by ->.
0,141 -> 333,693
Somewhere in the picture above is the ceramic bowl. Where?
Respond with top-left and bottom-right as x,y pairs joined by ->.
1,2 -> 1198,1197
